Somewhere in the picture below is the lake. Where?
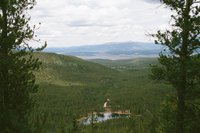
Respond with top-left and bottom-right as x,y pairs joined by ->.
78,112 -> 130,125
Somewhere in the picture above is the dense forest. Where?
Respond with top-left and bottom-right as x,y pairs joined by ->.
33,53 -> 172,133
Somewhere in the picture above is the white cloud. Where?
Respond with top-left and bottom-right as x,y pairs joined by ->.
29,0 -> 172,47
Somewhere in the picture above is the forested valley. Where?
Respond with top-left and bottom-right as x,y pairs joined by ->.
0,0 -> 199,133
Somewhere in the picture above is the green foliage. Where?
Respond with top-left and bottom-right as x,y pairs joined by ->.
29,109 -> 49,133
90,58 -> 157,71
0,0 -> 45,132
151,0 -> 200,133
33,53 -> 173,133
157,97 -> 177,133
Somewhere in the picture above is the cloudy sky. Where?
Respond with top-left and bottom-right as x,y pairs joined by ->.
30,0 -> 172,47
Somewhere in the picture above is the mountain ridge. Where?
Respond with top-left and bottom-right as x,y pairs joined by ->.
44,41 -> 162,59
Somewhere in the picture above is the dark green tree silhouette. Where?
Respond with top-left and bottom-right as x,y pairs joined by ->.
0,0 -> 46,132
151,0 -> 200,133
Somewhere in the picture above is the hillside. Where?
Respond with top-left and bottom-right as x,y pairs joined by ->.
33,52 -> 172,133
89,58 -> 157,71
34,52 -> 118,86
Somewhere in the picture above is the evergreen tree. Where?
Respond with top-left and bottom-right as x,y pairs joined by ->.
0,0 -> 45,132
151,0 -> 200,133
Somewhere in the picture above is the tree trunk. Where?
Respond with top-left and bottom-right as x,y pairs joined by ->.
176,77 -> 186,133
1,3 -> 8,110
176,1 -> 192,133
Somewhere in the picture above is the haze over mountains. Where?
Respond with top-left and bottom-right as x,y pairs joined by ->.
45,41 -> 162,60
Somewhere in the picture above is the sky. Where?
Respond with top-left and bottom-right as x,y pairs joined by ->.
29,0 -> 172,47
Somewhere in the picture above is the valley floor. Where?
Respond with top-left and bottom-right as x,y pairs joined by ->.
34,53 -> 173,133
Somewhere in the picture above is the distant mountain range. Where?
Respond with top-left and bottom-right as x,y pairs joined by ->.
44,41 -> 162,59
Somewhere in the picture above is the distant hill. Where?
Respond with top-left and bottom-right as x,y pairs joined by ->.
89,58 -> 158,71
44,41 -> 162,59
34,52 -> 118,86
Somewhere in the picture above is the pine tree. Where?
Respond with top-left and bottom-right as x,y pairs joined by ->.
0,0 -> 45,132
151,0 -> 200,133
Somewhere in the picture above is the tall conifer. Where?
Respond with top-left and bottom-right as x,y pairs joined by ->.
0,0 -> 45,132
151,0 -> 200,132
